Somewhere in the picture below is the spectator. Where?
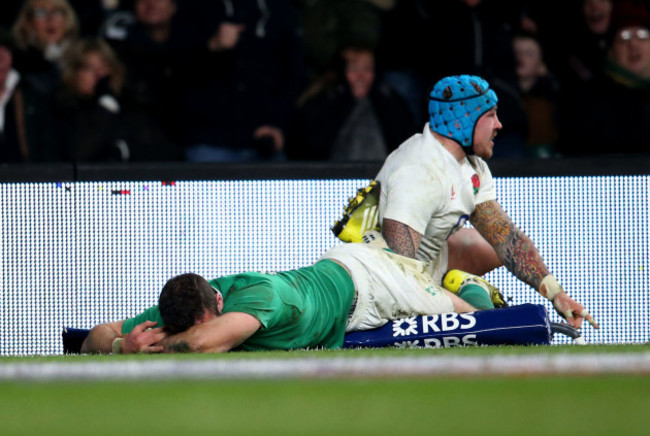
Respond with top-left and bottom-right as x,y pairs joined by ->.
558,0 -> 650,156
287,45 -> 416,161
55,37 -> 181,161
513,32 -> 561,157
11,0 -> 80,161
296,0 -> 389,79
67,0 -> 132,36
54,38 -> 127,161
560,0 -> 615,85
102,0 -> 201,154
607,1 -> 650,79
182,0 -> 307,162
0,32 -> 29,162
11,0 -> 79,76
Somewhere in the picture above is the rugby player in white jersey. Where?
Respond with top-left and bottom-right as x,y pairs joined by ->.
335,75 -> 598,330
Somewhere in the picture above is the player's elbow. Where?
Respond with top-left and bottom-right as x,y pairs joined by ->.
79,335 -> 96,354
80,324 -> 113,354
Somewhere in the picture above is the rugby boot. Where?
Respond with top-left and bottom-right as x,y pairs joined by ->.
331,181 -> 380,243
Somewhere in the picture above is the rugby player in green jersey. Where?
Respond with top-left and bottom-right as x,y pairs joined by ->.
82,242 -> 496,354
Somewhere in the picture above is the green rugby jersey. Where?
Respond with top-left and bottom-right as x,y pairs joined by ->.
121,259 -> 355,350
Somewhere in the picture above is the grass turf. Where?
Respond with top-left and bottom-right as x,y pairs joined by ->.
0,375 -> 647,436
0,344 -> 648,435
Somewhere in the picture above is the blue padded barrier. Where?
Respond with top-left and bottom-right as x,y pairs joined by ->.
343,304 -> 552,349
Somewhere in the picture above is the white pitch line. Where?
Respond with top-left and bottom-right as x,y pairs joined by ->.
1,352 -> 649,382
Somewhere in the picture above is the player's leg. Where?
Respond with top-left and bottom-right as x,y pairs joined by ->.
443,269 -> 507,308
447,227 -> 501,275
365,246 -> 485,315
444,289 -> 477,313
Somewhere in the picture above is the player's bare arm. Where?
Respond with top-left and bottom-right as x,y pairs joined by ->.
161,312 -> 262,353
470,200 -> 549,289
81,321 -> 167,354
382,218 -> 423,258
81,320 -> 123,354
81,320 -> 167,354
471,200 -> 598,329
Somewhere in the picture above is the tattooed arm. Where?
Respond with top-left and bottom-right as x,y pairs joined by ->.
160,312 -> 262,353
470,201 -> 548,289
471,200 -> 598,329
382,218 -> 423,258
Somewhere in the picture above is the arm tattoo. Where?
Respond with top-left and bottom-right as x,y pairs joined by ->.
382,218 -> 422,258
471,201 -> 549,289
164,340 -> 192,353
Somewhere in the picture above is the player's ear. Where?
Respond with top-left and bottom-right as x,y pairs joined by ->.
215,291 -> 224,315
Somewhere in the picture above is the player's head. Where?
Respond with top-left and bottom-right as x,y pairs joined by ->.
428,75 -> 498,154
158,273 -> 220,334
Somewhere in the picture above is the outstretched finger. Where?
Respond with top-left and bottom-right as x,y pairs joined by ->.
562,309 -> 578,329
580,309 -> 599,329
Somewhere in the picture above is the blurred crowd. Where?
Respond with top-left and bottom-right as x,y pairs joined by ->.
0,0 -> 649,163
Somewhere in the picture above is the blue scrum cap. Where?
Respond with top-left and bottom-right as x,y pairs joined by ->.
428,75 -> 498,153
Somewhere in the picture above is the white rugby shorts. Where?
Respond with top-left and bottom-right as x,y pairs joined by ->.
319,243 -> 454,332
425,241 -> 449,285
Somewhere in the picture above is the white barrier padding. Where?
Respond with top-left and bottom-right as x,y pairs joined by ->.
1,352 -> 649,381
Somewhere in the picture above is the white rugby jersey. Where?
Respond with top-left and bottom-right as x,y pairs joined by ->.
376,123 -> 496,275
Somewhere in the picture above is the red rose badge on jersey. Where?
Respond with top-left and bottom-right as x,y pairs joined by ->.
471,174 -> 480,195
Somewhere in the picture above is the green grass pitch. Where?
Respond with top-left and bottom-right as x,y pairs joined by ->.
1,344 -> 648,436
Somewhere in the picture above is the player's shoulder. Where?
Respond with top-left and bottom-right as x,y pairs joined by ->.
384,131 -> 444,170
